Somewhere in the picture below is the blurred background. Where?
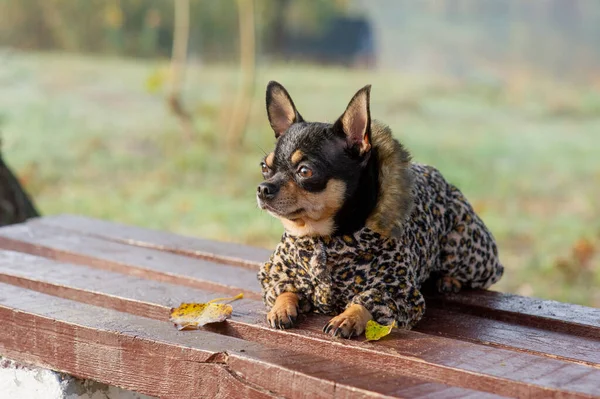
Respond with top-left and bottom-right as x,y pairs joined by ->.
0,0 -> 599,306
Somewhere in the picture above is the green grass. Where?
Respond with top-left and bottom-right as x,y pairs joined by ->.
2,51 -> 600,306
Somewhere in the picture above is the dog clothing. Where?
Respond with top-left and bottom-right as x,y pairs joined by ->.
258,124 -> 504,328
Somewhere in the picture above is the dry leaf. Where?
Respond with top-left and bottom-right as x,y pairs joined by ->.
145,68 -> 168,94
170,293 -> 243,331
572,238 -> 595,268
365,320 -> 396,341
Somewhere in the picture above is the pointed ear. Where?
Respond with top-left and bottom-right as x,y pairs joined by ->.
334,85 -> 372,155
266,81 -> 304,138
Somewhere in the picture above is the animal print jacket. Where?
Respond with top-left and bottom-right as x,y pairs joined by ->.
258,122 -> 504,328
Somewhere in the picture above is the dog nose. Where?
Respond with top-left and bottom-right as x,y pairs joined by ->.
257,182 -> 278,200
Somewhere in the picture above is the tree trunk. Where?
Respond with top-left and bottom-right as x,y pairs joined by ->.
168,0 -> 196,142
225,0 -> 256,149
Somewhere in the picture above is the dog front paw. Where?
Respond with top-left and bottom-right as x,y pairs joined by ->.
267,292 -> 299,329
323,304 -> 372,339
436,276 -> 462,294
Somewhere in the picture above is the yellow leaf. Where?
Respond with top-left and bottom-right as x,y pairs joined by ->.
365,320 -> 396,341
145,68 -> 167,94
169,293 -> 244,331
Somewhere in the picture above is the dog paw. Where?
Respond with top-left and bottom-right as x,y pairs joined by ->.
267,292 -> 299,329
436,276 -> 462,294
323,304 -> 372,339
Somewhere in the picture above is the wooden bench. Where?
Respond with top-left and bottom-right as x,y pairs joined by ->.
0,214 -> 598,398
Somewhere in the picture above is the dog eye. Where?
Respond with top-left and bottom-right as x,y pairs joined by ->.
298,166 -> 313,178
260,162 -> 269,174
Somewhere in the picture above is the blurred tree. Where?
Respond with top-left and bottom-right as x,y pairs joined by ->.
1,0 -> 347,60
168,0 -> 196,142
226,0 -> 256,148
39,0 -> 78,51
104,0 -> 125,54
2,1 -> 599,81
139,7 -> 161,57
264,0 -> 290,55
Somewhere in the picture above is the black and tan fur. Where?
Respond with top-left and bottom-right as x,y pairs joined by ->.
257,81 -> 503,338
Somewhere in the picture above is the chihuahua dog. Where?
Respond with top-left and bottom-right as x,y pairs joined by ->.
257,81 -> 503,338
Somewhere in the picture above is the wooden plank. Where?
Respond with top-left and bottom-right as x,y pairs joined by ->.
33,214 -> 271,269
426,291 -> 600,337
0,282 -> 489,399
415,307 -> 600,367
0,250 -> 261,324
33,215 -> 600,336
2,222 -> 599,370
0,223 -> 262,299
0,252 -> 598,398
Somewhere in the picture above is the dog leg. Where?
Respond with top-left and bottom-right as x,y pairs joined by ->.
323,304 -> 372,338
267,292 -> 299,329
436,276 -> 462,294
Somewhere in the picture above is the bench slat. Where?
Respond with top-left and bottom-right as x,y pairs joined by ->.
426,291 -> 600,334
1,251 -> 598,399
0,223 -> 262,299
34,214 -> 271,268
1,282 -> 488,399
417,307 -> 600,367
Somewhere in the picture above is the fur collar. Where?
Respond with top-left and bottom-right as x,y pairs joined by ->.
365,120 -> 414,237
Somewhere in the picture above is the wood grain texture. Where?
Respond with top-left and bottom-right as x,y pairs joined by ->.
415,307 -> 600,367
2,216 -> 600,398
425,290 -> 600,337
0,250 -> 262,323
0,223 -> 262,299
34,215 -> 600,333
0,282 -> 499,399
2,222 -> 598,371
33,214 -> 271,268
0,252 -> 599,398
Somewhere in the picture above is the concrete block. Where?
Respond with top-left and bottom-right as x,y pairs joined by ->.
0,358 -> 156,399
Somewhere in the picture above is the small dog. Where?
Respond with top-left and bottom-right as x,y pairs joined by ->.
257,81 -> 503,338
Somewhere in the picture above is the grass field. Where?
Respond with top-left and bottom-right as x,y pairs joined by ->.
1,51 -> 599,306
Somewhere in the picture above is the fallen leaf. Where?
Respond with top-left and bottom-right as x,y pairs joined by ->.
572,238 -> 595,268
365,320 -> 396,341
145,68 -> 168,94
170,293 -> 243,331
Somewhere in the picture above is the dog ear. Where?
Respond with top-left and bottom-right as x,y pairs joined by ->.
334,85 -> 372,156
266,81 -> 304,138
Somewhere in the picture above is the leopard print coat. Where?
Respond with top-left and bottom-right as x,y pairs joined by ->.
258,123 -> 504,328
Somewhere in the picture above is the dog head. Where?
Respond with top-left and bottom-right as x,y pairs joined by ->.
257,81 -> 375,237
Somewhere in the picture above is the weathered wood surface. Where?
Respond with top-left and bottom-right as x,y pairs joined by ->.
0,215 -> 599,399
4,283 -> 491,399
